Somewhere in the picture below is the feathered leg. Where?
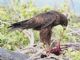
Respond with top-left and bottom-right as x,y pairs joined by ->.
40,27 -> 52,55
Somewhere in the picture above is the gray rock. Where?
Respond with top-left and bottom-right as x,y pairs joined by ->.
0,48 -> 29,60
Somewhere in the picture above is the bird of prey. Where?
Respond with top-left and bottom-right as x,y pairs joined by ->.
9,10 -> 68,55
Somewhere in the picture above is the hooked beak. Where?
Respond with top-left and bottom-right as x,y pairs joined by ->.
63,26 -> 67,31
62,26 -> 67,31
61,26 -> 67,36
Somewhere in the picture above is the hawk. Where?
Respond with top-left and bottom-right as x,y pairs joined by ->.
9,10 -> 68,55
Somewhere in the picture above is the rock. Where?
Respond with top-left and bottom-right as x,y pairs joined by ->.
0,47 -> 71,60
0,48 -> 29,60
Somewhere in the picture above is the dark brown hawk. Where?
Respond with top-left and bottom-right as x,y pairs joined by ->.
9,10 -> 68,55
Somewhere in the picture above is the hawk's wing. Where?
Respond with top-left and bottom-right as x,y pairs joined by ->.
41,19 -> 55,29
40,15 -> 58,29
